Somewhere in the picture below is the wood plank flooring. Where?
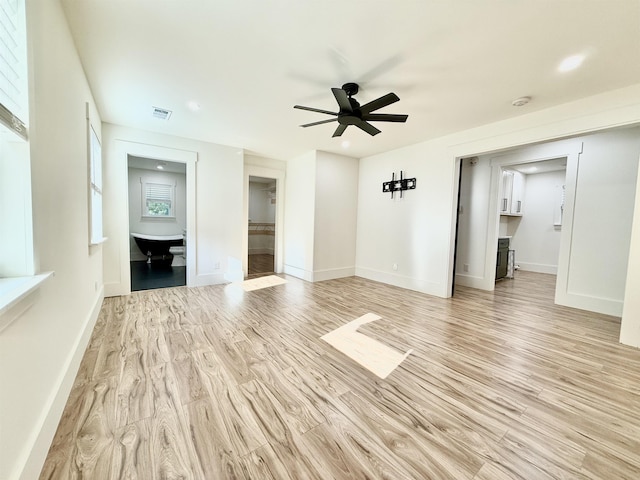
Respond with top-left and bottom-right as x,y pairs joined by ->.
248,254 -> 274,277
39,272 -> 640,479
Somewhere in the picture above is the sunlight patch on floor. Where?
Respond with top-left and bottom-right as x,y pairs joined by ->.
321,313 -> 413,379
240,275 -> 287,292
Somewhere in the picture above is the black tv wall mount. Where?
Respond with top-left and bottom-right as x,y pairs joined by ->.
382,171 -> 416,198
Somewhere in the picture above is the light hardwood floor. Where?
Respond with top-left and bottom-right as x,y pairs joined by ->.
248,254 -> 274,277
40,272 -> 640,479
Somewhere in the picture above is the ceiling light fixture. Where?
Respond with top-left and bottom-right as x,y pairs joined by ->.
156,162 -> 166,170
512,96 -> 531,107
558,54 -> 585,72
341,140 -> 350,149
187,101 -> 201,111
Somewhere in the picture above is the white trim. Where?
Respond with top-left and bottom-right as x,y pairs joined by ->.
312,266 -> 355,282
355,266 -> 442,296
516,262 -> 558,275
0,272 -> 53,333
284,263 -> 313,282
454,273 -> 486,289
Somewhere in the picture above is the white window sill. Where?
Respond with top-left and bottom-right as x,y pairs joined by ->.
0,272 -> 54,333
90,236 -> 108,246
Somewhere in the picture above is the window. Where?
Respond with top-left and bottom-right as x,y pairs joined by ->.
0,0 -> 32,279
143,181 -> 175,217
88,120 -> 104,244
0,0 -> 28,139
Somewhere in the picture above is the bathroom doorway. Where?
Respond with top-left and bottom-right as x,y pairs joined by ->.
247,176 -> 276,277
127,155 -> 187,291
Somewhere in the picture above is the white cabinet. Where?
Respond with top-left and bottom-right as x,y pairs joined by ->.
500,170 -> 526,216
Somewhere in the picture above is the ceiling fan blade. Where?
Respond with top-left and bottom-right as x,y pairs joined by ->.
354,119 -> 381,136
331,88 -> 353,113
332,124 -> 347,137
362,113 -> 408,123
294,105 -> 338,116
300,118 -> 338,128
359,92 -> 400,114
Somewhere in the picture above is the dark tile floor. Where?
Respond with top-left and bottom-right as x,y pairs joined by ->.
130,261 -> 186,291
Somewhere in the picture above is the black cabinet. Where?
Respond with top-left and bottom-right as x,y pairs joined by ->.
496,238 -> 509,279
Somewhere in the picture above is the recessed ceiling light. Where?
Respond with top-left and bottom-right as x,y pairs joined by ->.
341,140 -> 350,149
558,54 -> 585,72
187,101 -> 201,111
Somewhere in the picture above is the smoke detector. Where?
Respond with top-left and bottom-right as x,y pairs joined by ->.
512,96 -> 531,107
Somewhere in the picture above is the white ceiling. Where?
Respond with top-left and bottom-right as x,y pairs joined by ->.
60,1 -> 640,160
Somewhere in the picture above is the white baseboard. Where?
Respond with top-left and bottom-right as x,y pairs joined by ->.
355,267 -> 447,297
312,266 -> 355,282
192,272 -> 228,286
284,264 -> 314,282
517,262 -> 558,275
18,288 -> 103,480
455,273 -> 488,289
555,290 -> 623,317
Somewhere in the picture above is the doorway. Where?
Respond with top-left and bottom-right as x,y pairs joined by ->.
127,155 -> 187,291
247,176 -> 276,277
452,136 -> 582,299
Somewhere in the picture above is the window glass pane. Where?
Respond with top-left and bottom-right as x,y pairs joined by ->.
90,125 -> 101,189
144,181 -> 173,216
146,199 -> 171,216
88,120 -> 102,244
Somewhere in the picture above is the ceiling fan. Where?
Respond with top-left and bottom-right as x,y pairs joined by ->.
294,82 -> 408,137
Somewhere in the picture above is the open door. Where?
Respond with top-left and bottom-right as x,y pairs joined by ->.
247,176 -> 276,277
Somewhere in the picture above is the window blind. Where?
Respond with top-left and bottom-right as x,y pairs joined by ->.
146,183 -> 172,202
0,0 -> 27,140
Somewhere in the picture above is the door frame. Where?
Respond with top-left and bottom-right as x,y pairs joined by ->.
243,165 -> 285,277
106,140 -> 197,297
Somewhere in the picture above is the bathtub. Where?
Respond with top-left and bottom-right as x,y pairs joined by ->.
131,232 -> 184,266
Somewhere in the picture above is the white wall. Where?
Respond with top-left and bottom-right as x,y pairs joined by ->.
356,142 -> 459,296
0,2 -> 104,479
103,124 -> 244,292
567,127 -> 639,306
283,150 -> 359,282
284,151 -> 316,280
510,169 -> 566,274
128,167 -> 187,260
455,156 -> 492,285
621,165 -> 640,347
313,151 -> 359,281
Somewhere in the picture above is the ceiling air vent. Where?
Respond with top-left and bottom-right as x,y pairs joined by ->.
152,106 -> 172,120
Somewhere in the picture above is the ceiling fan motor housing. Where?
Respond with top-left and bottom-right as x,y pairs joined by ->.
342,82 -> 359,97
